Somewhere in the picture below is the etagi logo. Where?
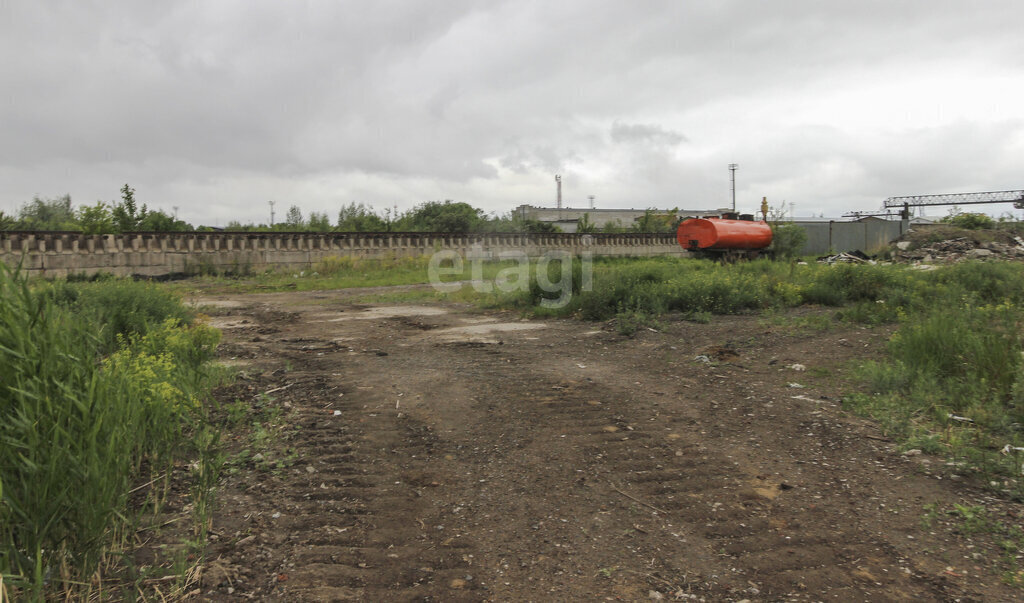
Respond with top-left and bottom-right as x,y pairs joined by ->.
427,241 -> 594,309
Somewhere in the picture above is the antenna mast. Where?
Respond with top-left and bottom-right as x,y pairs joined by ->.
728,163 -> 738,212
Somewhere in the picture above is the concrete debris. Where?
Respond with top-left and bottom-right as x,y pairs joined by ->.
818,250 -> 873,264
892,235 -> 1024,264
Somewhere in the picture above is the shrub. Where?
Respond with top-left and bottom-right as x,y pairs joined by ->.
769,222 -> 808,259
941,212 -> 995,230
41,278 -> 193,355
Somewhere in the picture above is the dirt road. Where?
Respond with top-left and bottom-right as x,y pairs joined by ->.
196,288 -> 1019,601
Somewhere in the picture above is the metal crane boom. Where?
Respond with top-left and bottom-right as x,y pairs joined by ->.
884,190 -> 1024,209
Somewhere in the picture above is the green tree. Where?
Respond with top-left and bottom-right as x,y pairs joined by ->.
336,202 -> 387,231
76,202 -> 115,234
0,210 -> 16,231
400,200 -> 483,232
17,194 -> 77,230
307,211 -> 331,232
112,184 -> 148,232
284,205 -> 303,228
602,220 -> 626,233
766,204 -> 807,259
137,209 -> 191,232
632,208 -> 678,233
576,212 -> 598,233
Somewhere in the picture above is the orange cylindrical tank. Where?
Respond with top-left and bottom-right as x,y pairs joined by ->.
676,217 -> 773,251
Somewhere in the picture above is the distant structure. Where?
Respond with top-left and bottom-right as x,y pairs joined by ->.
515,204 -> 722,233
884,189 -> 1024,210
729,163 -> 738,211
554,175 -> 562,210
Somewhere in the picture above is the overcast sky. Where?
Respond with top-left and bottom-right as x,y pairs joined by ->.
3,1 -> 1023,225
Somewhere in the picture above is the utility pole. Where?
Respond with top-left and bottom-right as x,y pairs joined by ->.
588,195 -> 595,209
728,164 -> 738,212
269,200 -> 276,226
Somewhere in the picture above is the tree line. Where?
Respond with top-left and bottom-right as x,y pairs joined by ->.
0,186 -> 191,234
1,187 -> 679,234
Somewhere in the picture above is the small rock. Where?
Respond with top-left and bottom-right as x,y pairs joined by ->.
603,426 -> 619,433
251,453 -> 265,463
449,578 -> 467,589
305,465 -> 317,473
896,241 -> 911,250
694,355 -> 711,363
903,449 -> 923,456
787,364 -> 806,371
649,590 -> 664,600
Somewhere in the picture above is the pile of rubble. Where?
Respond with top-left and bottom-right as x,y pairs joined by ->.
891,236 -> 1024,264
817,250 -> 874,265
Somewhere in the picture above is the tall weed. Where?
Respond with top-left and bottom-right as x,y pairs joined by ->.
0,266 -> 220,598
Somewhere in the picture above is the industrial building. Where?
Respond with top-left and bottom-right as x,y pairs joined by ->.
514,204 -> 723,233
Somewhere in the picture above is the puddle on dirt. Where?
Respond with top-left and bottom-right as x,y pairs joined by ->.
435,322 -> 545,336
316,306 -> 450,321
204,317 -> 253,329
431,322 -> 547,343
215,358 -> 254,367
190,299 -> 246,309
457,317 -> 499,325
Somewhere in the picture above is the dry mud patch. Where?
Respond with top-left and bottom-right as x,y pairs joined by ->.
196,289 -> 1021,601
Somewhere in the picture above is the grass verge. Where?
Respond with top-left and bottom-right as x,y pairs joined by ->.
0,265 -> 224,600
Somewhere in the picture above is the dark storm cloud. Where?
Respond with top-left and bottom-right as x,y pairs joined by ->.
2,0 -> 1023,222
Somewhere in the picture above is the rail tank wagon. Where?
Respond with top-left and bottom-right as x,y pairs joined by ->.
676,215 -> 773,259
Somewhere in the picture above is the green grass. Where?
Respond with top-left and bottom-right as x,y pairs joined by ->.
920,502 -> 1024,586
168,254 -> 523,296
0,266 -> 223,600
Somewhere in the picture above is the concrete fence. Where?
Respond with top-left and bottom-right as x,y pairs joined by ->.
0,231 -> 686,278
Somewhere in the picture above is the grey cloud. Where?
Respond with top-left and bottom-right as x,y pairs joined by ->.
3,1 -> 1024,221
610,122 -> 687,146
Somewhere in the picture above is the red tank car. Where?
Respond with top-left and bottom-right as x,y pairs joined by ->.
676,216 -> 773,255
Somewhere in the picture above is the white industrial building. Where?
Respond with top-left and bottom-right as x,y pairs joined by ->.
514,204 -> 724,233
